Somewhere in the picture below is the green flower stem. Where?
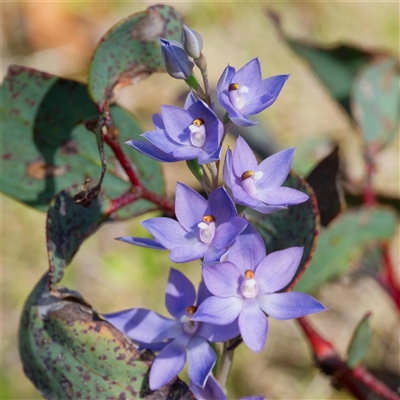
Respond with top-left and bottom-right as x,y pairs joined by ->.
195,53 -> 212,108
216,339 -> 235,389
206,162 -> 219,190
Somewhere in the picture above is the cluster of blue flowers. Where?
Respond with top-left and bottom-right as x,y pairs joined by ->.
105,26 -> 326,397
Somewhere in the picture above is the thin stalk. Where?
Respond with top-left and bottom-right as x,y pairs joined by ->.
216,340 -> 235,389
195,53 -> 212,107
206,162 -> 219,190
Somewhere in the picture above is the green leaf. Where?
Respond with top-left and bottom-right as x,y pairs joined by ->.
0,66 -> 164,217
245,173 -> 319,291
269,11 -> 372,114
88,4 -> 184,105
19,274 -> 193,399
294,206 -> 397,294
347,312 -> 373,369
47,185 -> 111,289
351,57 -> 400,151
306,146 -> 345,227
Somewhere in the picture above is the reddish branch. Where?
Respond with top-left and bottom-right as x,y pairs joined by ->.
362,146 -> 400,313
378,244 -> 400,313
297,317 -> 400,400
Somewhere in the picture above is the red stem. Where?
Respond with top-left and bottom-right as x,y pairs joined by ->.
297,317 -> 400,400
353,366 -> 400,400
378,244 -> 400,313
100,110 -> 175,216
107,191 -> 141,215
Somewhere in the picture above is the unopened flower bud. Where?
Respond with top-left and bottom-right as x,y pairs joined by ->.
160,38 -> 194,80
182,25 -> 203,59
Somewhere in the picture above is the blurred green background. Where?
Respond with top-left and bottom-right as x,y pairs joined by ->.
2,1 -> 399,399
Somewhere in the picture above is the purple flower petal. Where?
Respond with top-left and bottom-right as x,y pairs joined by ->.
189,374 -> 227,400
233,58 -> 262,89
149,334 -> 190,390
257,147 -> 295,187
193,296 -> 243,325
238,299 -> 268,353
198,146 -> 222,164
255,247 -> 304,294
197,281 -> 212,305
202,262 -> 242,298
208,187 -> 239,224
197,319 -> 240,342
116,236 -> 166,251
227,224 -> 265,274
170,242 -> 208,263
257,292 -> 327,320
203,246 -> 227,264
142,129 -> 179,155
187,336 -> 216,387
126,140 -> 179,163
233,136 -> 258,176
175,183 -> 208,232
103,308 -> 180,343
212,217 -> 248,249
152,113 -> 164,129
241,75 -> 290,116
161,105 -> 193,144
217,65 -> 235,94
142,218 -> 195,249
166,268 -> 196,319
255,187 -> 309,206
173,145 -> 202,159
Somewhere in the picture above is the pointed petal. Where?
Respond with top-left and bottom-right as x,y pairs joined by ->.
116,236 -> 166,250
242,74 -> 289,115
208,187 -> 238,224
217,64 -> 236,95
143,129 -> 179,155
234,58 -> 262,88
233,136 -> 258,176
198,319 -> 240,342
142,218 -> 192,249
170,242 -> 208,263
212,217 -> 248,249
184,92 -> 197,109
202,262 -> 241,297
189,373 -> 226,400
255,187 -> 309,206
166,268 -> 196,318
238,299 -> 268,353
257,292 -> 327,320
193,296 -> 243,325
103,308 -> 180,342
250,201 -> 287,214
257,148 -> 294,187
149,334 -> 190,390
126,140 -> 179,162
175,183 -> 208,232
227,224 -> 265,274
161,105 -> 193,144
187,337 -> 216,387
223,148 -> 233,189
255,247 -> 304,294
152,113 -> 165,129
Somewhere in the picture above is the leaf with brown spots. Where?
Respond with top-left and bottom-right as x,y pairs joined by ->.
245,172 -> 320,291
1,66 -> 164,218
19,274 -> 194,399
89,4 -> 185,106
46,185 -> 111,289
